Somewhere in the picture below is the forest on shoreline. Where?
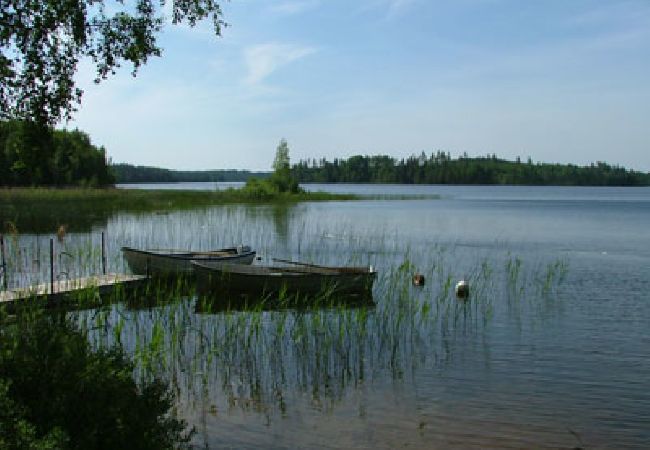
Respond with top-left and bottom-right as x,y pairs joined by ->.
3,119 -> 648,187
115,153 -> 650,186
112,163 -> 269,184
293,153 -> 650,186
0,120 -> 114,187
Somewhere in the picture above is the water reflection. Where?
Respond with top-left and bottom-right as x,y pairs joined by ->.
226,203 -> 299,245
1,201 -> 110,233
271,203 -> 292,244
194,292 -> 375,313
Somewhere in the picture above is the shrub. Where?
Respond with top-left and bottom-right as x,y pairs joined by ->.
240,177 -> 278,200
0,312 -> 192,450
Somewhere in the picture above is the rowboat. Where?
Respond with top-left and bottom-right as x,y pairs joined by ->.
192,259 -> 376,305
121,246 -> 256,276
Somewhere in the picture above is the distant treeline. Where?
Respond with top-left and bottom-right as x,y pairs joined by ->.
112,163 -> 271,183
292,152 -> 650,186
0,120 -> 114,187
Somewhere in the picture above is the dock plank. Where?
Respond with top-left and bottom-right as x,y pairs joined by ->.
0,273 -> 148,305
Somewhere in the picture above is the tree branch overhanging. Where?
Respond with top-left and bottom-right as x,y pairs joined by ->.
0,0 -> 225,125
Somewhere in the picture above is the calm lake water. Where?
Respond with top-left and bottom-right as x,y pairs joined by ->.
6,184 -> 650,448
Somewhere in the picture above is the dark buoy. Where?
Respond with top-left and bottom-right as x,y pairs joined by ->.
455,280 -> 469,299
412,273 -> 425,286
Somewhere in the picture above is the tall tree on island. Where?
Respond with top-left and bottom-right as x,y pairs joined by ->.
271,138 -> 300,193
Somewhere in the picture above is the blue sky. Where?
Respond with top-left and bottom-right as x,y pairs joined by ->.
70,0 -> 650,171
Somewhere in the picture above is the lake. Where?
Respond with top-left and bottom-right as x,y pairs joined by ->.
5,184 -> 650,448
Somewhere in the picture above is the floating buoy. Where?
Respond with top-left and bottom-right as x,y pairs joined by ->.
455,280 -> 469,299
412,273 -> 425,286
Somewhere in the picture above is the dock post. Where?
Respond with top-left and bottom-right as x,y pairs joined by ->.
101,232 -> 107,275
1,234 -> 6,290
50,238 -> 54,294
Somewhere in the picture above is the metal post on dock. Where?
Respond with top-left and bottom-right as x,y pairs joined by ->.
101,232 -> 107,275
1,234 -> 7,290
50,238 -> 54,294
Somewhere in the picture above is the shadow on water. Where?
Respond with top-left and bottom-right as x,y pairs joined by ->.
195,291 -> 375,313
0,192 -> 300,236
1,200 -> 111,233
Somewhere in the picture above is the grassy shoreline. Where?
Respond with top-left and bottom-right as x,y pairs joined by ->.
0,186 -> 358,209
0,187 -> 438,208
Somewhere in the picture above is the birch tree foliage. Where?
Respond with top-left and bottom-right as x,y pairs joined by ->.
0,0 -> 225,125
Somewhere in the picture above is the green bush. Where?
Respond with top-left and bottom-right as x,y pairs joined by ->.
269,172 -> 301,194
0,312 -> 191,450
240,177 -> 279,200
0,379 -> 67,450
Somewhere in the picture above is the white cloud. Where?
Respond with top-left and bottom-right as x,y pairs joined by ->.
243,43 -> 316,85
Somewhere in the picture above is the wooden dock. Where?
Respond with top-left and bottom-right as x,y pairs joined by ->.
0,273 -> 149,308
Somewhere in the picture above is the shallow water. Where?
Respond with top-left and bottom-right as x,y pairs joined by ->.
4,184 -> 650,448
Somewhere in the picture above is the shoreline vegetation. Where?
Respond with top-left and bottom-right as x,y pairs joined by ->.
111,163 -> 270,183
0,186 -> 359,209
0,121 -> 114,188
293,153 -> 650,186
113,153 -> 650,187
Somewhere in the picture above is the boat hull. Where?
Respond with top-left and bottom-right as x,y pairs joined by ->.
192,261 -> 376,307
121,247 -> 256,276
